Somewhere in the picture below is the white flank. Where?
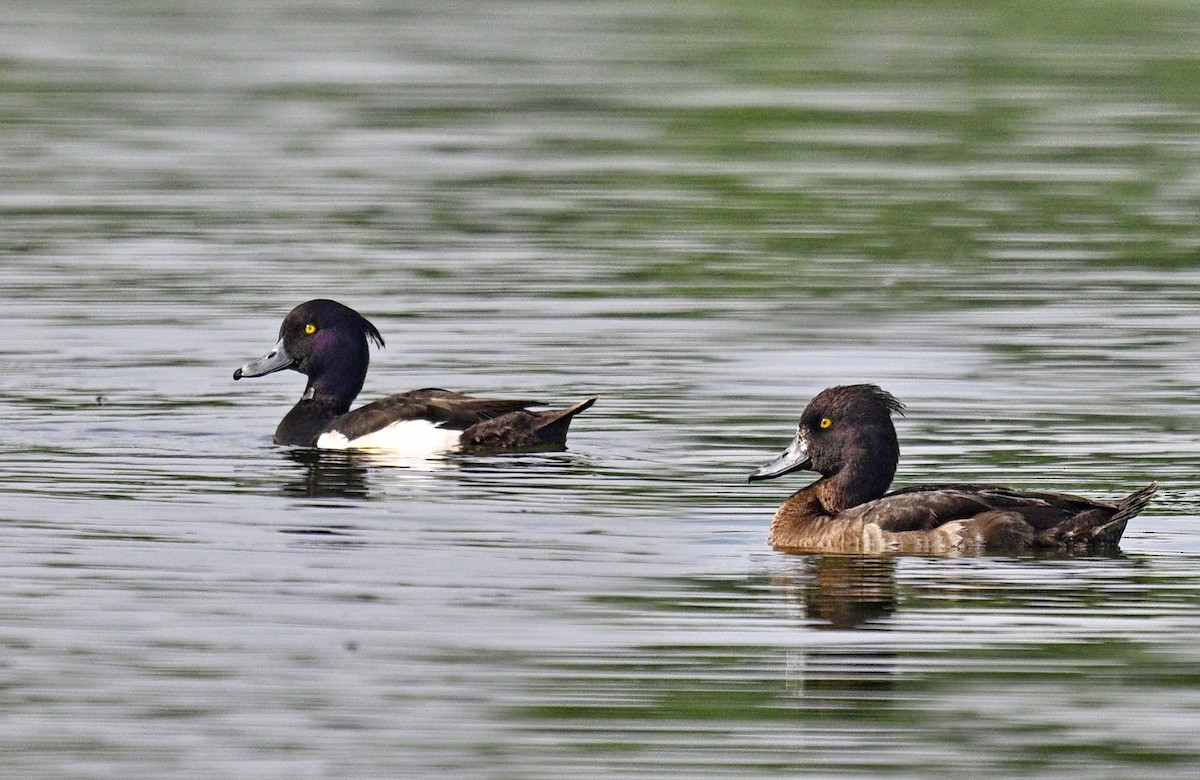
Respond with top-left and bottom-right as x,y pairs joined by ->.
317,419 -> 463,455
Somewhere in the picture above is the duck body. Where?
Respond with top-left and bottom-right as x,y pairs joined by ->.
234,299 -> 595,452
750,384 -> 1156,554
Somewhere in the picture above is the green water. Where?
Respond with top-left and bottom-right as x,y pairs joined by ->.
1,1 -> 1199,777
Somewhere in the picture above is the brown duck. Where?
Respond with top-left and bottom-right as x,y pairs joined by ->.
749,384 -> 1156,554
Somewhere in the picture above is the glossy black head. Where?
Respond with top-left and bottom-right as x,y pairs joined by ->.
750,384 -> 904,505
234,299 -> 385,410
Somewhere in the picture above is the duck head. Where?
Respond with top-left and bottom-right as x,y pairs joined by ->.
234,299 -> 385,410
749,384 -> 904,511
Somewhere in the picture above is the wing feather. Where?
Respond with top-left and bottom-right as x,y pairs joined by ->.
844,483 -> 1111,533
324,388 -> 541,441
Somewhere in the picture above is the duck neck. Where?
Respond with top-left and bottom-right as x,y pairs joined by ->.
303,372 -> 360,416
275,396 -> 339,446
273,372 -> 363,447
816,451 -> 896,515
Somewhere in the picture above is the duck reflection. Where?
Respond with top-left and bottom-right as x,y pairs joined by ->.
795,554 -> 898,629
281,447 -> 461,499
281,448 -> 373,499
778,555 -> 899,700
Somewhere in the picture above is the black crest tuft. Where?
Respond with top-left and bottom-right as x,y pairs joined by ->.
862,384 -> 905,418
814,384 -> 905,419
362,316 -> 385,349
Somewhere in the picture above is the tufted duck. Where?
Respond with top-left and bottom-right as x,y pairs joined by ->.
749,384 -> 1156,553
234,299 -> 596,451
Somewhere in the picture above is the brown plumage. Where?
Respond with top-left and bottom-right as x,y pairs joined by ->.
749,384 -> 1156,554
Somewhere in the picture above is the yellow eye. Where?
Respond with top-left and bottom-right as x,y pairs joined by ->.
304,323 -> 317,335
819,417 -> 833,429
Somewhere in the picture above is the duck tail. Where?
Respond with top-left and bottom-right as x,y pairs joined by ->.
1091,482 -> 1158,544
533,397 -> 598,444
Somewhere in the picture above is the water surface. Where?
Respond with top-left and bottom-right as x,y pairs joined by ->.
2,1 -> 1200,777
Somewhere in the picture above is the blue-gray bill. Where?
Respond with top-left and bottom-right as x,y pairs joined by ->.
233,337 -> 294,380
748,430 -> 812,482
